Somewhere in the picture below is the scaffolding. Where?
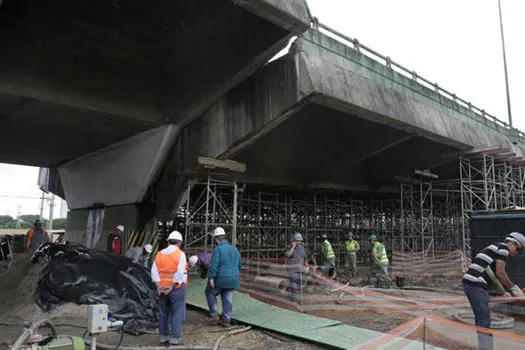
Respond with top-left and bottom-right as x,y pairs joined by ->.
173,147 -> 525,261
180,177 -> 237,253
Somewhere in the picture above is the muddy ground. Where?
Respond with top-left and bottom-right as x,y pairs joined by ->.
0,253 -> 470,349
0,306 -> 325,350
0,254 -> 324,350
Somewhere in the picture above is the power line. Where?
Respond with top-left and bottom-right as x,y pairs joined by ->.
0,194 -> 43,199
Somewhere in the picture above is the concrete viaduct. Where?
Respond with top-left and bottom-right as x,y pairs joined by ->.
1,1 -> 523,236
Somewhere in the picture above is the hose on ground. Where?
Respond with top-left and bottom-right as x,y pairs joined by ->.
3,321 -> 237,350
11,319 -> 58,350
452,311 -> 515,329
212,326 -> 252,350
83,339 -> 235,350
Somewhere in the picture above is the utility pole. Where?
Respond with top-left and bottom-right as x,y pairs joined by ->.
498,0 -> 513,127
16,205 -> 21,229
39,191 -> 46,221
48,194 -> 55,230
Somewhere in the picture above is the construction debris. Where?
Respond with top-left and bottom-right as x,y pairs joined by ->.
33,243 -> 159,335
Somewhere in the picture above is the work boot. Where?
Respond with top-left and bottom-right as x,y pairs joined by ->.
220,320 -> 231,327
203,315 -> 220,325
169,337 -> 180,346
159,335 -> 169,345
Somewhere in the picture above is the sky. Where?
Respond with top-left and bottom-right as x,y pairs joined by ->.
0,0 -> 523,217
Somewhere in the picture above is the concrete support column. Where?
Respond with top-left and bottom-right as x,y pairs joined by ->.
66,203 -> 155,250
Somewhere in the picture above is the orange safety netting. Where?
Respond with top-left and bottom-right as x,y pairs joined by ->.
391,250 -> 471,278
239,257 -> 525,318
351,315 -> 525,350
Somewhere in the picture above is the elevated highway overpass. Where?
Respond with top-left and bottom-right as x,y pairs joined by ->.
2,2 -> 523,239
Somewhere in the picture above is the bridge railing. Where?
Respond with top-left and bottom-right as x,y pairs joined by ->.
313,22 -> 524,144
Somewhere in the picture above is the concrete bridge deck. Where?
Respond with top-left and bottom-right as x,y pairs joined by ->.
155,27 -> 525,215
0,0 -> 309,167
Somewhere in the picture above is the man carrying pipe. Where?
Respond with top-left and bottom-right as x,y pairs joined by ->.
462,232 -> 525,350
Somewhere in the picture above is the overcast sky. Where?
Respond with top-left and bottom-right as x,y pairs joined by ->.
0,0 -> 523,218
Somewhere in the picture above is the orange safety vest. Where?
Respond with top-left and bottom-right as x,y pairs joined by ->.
154,248 -> 189,288
27,228 -> 47,248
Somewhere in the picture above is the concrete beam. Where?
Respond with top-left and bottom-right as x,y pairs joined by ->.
341,135 -> 414,171
232,0 -> 311,33
295,30 -> 525,158
59,125 -> 179,210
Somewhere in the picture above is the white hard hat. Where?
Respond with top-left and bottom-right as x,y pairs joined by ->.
506,232 -> 525,250
168,231 -> 183,242
293,232 -> 303,241
213,227 -> 226,237
144,244 -> 153,254
188,255 -> 199,268
116,225 -> 125,232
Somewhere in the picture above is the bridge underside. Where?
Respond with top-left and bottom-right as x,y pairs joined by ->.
0,0 -> 307,167
229,103 -> 459,190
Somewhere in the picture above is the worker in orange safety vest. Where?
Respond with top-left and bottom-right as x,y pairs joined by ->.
151,231 -> 187,346
25,219 -> 49,253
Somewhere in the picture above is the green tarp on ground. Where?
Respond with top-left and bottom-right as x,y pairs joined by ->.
186,278 -> 380,349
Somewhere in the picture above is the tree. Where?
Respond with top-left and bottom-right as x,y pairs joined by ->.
19,215 -> 41,224
19,215 -> 48,227
0,215 -> 14,227
53,218 -> 67,230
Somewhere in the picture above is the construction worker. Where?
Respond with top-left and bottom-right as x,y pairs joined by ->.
285,232 -> 308,303
370,234 -> 389,288
344,233 -> 359,277
151,231 -> 187,346
125,243 -> 153,269
25,219 -> 49,253
204,227 -> 242,327
192,252 -> 212,279
320,234 -> 335,268
462,232 -> 525,350
107,225 -> 124,255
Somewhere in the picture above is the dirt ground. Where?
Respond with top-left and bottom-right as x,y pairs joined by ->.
0,306 -> 325,350
0,254 -> 325,350
0,253 -> 473,349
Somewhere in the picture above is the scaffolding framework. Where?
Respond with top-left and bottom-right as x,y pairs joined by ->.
172,148 -> 525,261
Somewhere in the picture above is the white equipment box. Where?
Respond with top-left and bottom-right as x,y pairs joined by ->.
87,304 -> 108,334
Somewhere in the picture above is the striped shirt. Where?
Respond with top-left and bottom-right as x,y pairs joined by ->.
462,242 -> 509,288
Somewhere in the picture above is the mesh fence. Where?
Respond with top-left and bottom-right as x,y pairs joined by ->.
350,315 -> 525,350
391,250 -> 471,279
238,257 -> 477,318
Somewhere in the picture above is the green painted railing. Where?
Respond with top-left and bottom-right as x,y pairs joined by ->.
300,23 -> 524,146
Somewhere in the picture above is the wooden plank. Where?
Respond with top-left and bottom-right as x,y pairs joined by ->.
414,169 -> 439,179
197,157 -> 247,172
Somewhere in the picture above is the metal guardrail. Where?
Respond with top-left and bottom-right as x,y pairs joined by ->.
312,22 -> 524,143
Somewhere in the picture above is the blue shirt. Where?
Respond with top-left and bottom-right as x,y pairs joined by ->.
209,241 -> 242,289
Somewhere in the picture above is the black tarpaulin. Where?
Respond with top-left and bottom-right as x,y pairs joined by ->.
34,243 -> 159,335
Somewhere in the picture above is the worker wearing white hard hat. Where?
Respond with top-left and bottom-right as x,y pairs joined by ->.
204,227 -> 242,327
462,232 -> 525,349
212,227 -> 226,237
151,231 -> 187,345
188,255 -> 199,268
125,243 -> 153,269
284,232 -> 308,303
107,225 -> 124,255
